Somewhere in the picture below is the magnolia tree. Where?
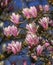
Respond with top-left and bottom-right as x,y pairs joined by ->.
0,0 -> 53,65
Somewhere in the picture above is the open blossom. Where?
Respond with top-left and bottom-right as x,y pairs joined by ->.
22,6 -> 37,19
39,17 -> 49,30
11,25 -> 20,37
3,25 -> 20,37
22,8 -> 31,19
25,33 -> 39,47
3,26 -> 12,37
29,6 -> 37,18
36,45 -> 43,56
7,41 -> 22,54
26,22 -> 38,34
43,5 -> 49,12
10,13 -> 20,24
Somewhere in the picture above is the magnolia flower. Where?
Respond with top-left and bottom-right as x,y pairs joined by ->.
26,22 -> 38,34
36,45 -> 43,56
22,8 -> 31,19
39,17 -> 49,30
43,5 -> 49,12
25,33 -> 39,47
11,25 -> 20,37
10,13 -> 20,24
29,6 -> 37,18
7,41 -> 22,54
3,26 -> 12,37
22,6 -> 37,19
3,25 -> 20,37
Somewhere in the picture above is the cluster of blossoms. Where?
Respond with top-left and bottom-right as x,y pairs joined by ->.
7,41 -> 22,54
0,4 -> 52,65
22,6 -> 37,19
3,25 -> 20,37
10,13 -> 20,24
25,22 -> 43,56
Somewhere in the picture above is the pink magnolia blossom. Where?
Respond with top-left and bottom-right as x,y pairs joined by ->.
25,33 -> 39,47
29,6 -> 37,18
3,25 -> 20,37
36,45 -> 43,56
22,6 -> 37,19
26,22 -> 39,34
3,26 -> 12,37
39,17 -> 49,30
43,5 -> 49,12
22,8 -> 31,19
7,41 -> 22,54
10,13 -> 20,24
11,25 -> 20,37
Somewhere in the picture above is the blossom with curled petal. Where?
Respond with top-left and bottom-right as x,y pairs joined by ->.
3,25 -> 20,37
10,13 -> 20,24
36,45 -> 43,56
22,8 -> 31,19
7,41 -> 22,54
39,17 -> 49,30
25,33 -> 39,47
43,5 -> 49,12
26,22 -> 38,34
29,6 -> 37,18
